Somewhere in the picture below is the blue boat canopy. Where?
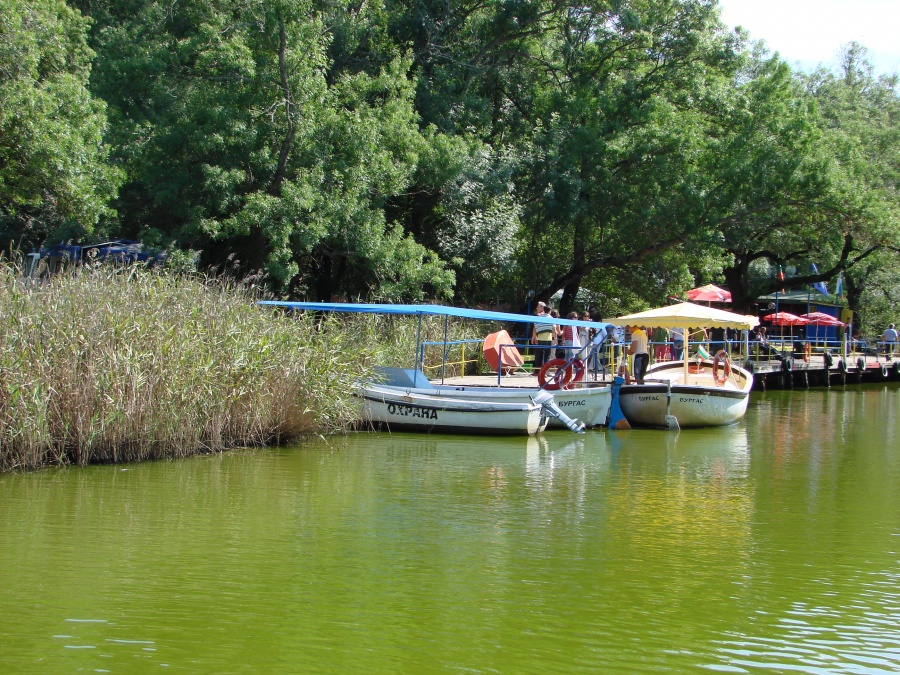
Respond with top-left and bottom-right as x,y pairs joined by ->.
258,301 -> 614,331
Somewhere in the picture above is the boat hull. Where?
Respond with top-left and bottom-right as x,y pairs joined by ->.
431,383 -> 611,428
618,361 -> 752,428
359,384 -> 548,435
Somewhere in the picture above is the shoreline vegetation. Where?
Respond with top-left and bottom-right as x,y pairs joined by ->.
0,263 -> 484,473
0,265 -> 359,472
0,265 -> 368,471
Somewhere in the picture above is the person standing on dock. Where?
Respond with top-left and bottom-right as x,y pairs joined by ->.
652,326 -> 670,361
670,327 -> 684,361
882,323 -> 898,360
627,325 -> 650,384
561,312 -> 582,361
531,302 -> 554,370
579,312 -> 597,376
550,308 -> 564,358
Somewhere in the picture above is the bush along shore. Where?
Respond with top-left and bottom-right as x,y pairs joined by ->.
0,265 -> 377,471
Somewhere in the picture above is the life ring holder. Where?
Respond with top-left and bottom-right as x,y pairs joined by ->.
616,358 -> 632,384
688,353 -> 705,374
712,350 -> 731,386
538,358 -> 585,391
803,342 -> 812,363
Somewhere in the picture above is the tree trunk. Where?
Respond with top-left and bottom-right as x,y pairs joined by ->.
246,224 -> 268,273
559,278 -> 582,315
722,258 -> 755,314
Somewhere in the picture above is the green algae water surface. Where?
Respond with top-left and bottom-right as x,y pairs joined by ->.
2,384 -> 899,673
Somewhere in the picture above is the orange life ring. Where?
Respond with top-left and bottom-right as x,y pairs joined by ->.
538,358 -> 585,390
803,342 -> 812,363
712,350 -> 731,385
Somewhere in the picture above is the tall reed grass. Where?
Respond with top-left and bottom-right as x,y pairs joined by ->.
0,265 -> 373,471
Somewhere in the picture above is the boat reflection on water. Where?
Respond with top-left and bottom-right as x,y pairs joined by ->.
606,423 -> 750,475
523,431 -> 614,475
603,423 -> 754,582
363,423 -> 750,486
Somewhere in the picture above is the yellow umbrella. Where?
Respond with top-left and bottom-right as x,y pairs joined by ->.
615,302 -> 758,330
615,302 -> 759,381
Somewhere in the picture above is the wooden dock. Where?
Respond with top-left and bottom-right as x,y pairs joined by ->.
490,354 -> 900,391
440,348 -> 900,392
744,352 -> 900,390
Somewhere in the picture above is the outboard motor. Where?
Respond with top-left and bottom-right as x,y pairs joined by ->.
531,390 -> 586,433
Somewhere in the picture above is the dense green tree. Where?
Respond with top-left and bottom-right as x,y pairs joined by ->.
81,0 -> 453,299
0,0 -> 120,249
15,0 -> 892,313
689,50 -> 836,313
505,0 -> 742,312
703,44 -> 898,316
352,0 -> 562,305
802,44 -> 900,327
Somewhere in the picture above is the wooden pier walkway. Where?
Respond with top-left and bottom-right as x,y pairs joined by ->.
744,352 -> 900,390
468,345 -> 900,392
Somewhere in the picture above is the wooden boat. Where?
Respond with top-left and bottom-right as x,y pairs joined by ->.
618,357 -> 753,428
614,302 -> 759,429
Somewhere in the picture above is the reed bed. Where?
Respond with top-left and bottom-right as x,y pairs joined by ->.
0,266 -> 372,471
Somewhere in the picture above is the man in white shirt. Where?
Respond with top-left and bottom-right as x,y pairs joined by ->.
627,325 -> 650,383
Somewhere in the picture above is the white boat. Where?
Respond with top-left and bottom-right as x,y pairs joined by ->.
614,302 -> 760,429
429,380 -> 611,428
377,366 -> 612,430
258,301 -> 617,435
618,357 -> 753,428
360,381 -> 548,435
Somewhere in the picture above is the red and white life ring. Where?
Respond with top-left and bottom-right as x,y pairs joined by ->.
538,358 -> 585,390
712,350 -> 731,385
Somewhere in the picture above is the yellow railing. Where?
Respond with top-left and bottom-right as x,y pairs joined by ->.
420,339 -> 482,378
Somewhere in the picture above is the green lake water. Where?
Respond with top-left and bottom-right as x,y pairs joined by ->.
2,384 -> 900,673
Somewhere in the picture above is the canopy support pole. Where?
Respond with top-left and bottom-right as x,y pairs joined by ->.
415,313 -> 423,372
440,315 -> 450,384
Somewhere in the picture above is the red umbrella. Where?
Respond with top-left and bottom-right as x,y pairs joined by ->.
762,312 -> 809,326
686,284 -> 732,303
762,312 -> 808,352
800,312 -> 845,326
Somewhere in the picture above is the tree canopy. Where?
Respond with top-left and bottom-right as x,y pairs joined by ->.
2,1 -> 898,331
0,0 -> 120,244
